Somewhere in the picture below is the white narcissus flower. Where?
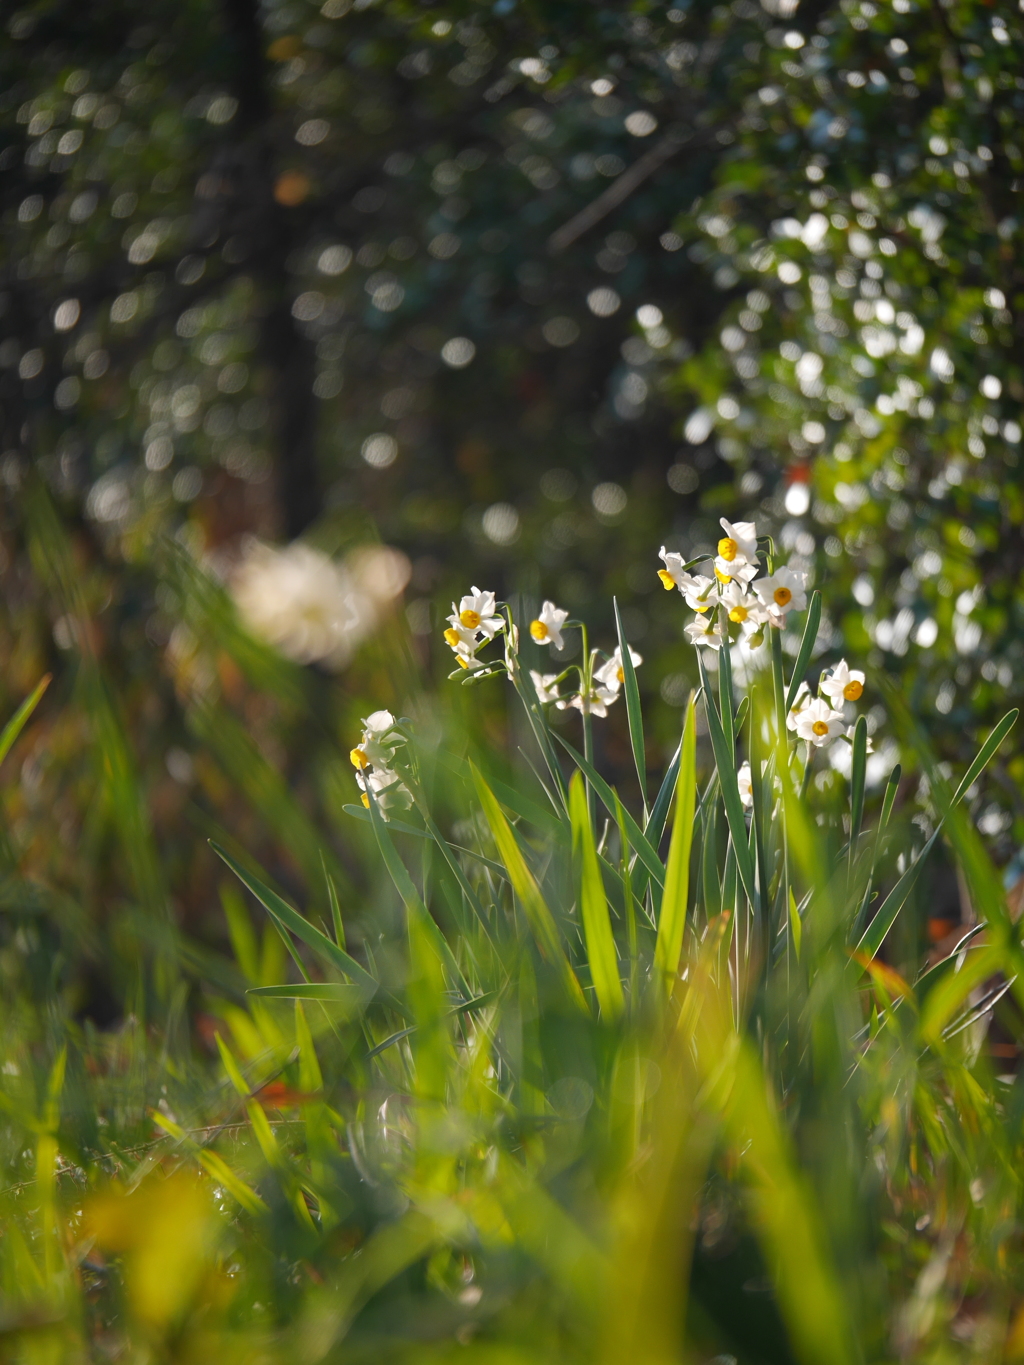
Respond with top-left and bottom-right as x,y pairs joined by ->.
559,683 -> 619,718
530,671 -> 562,705
455,587 -> 503,639
714,518 -> 759,583
679,572 -> 719,613
820,659 -> 866,707
356,766 -> 413,817
718,518 -> 759,564
737,761 -> 753,810
684,614 -> 726,650
787,681 -> 811,731
794,697 -> 845,746
593,645 -> 643,693
350,709 -> 405,770
753,565 -> 808,621
718,580 -> 767,628
530,600 -> 569,649
657,546 -> 688,592
443,618 -> 483,667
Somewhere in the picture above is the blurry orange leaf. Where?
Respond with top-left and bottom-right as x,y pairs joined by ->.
851,950 -> 912,1002
267,35 -> 302,60
255,1079 -> 318,1110
274,172 -> 311,207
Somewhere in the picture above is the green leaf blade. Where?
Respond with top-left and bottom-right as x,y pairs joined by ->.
569,772 -> 623,1019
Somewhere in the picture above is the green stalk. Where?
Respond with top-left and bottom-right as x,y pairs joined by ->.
580,621 -> 595,824
719,620 -> 735,757
614,791 -> 639,1008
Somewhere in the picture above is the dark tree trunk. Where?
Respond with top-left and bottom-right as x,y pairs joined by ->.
221,0 -> 321,539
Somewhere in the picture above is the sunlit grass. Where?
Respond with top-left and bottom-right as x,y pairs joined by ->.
0,537 -> 1021,1364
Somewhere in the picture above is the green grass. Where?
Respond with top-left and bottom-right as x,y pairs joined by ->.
0,565 -> 1022,1365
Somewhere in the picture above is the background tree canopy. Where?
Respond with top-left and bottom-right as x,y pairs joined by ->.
1,0 -> 1021,1009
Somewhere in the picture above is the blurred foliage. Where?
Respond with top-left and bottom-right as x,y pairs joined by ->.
0,598 -> 1023,1364
0,0 -> 1022,1013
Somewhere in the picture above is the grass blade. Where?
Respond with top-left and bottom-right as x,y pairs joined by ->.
342,805 -> 431,838
0,675 -> 50,770
247,983 -> 365,1005
324,857 -> 346,949
645,736 -> 681,849
951,708 -> 1019,805
857,708 -> 1017,959
849,715 -> 867,848
569,772 -> 623,1019
553,733 -> 665,889
471,762 -> 587,1012
363,787 -> 467,998
697,656 -> 758,913
784,590 -> 822,711
613,596 -> 647,809
653,695 -> 697,991
211,841 -> 385,1005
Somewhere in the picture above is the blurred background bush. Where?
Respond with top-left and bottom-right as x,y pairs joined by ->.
1,0 -> 1021,1019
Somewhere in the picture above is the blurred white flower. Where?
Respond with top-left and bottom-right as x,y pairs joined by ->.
820,659 -> 865,706
558,682 -> 619,718
737,761 -> 753,809
787,681 -> 811,731
530,600 -> 569,649
684,614 -> 726,650
794,697 -> 844,746
232,541 -> 409,668
356,766 -> 413,816
753,565 -> 808,622
531,671 -> 562,705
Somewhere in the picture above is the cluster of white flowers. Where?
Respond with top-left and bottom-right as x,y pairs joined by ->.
787,659 -> 869,750
527,597 -> 641,717
659,518 -> 808,650
439,588 -> 641,718
532,643 -> 642,717
735,659 -> 870,809
443,587 -> 505,670
349,709 -> 412,816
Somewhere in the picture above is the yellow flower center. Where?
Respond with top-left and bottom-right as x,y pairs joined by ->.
694,604 -> 710,614
616,666 -> 624,683
443,627 -> 461,649
360,792 -> 370,808
530,619 -> 549,641
718,536 -> 738,562
460,608 -> 481,629
657,569 -> 676,591
843,680 -> 863,701
350,747 -> 369,770
812,720 -> 830,737
715,566 -> 732,585
457,655 -> 471,669
773,586 -> 792,607
729,605 -> 748,623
